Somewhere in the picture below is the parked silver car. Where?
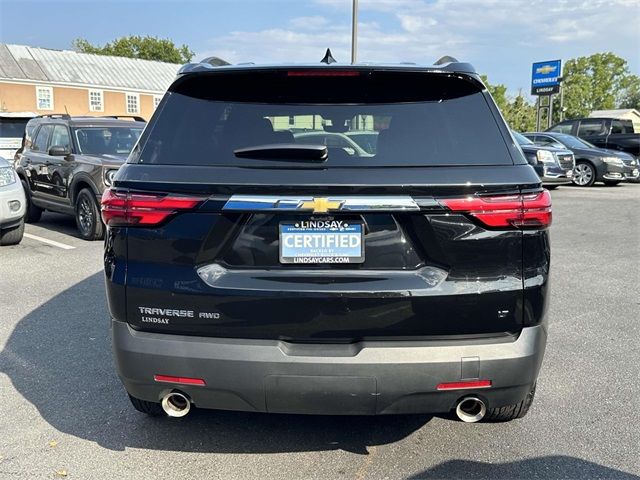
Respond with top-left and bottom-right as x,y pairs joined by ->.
0,156 -> 26,245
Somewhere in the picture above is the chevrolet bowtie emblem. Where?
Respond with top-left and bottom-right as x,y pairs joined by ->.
300,197 -> 343,213
536,65 -> 557,75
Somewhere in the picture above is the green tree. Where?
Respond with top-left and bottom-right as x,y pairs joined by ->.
556,52 -> 636,119
480,74 -> 508,112
618,74 -> 640,109
503,92 -> 537,132
73,36 -> 194,64
481,76 -> 537,131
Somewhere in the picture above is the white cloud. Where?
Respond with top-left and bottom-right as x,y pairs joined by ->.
197,0 -> 639,90
397,14 -> 437,33
289,15 -> 330,29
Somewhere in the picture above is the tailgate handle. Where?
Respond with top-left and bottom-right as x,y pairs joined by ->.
222,195 -> 420,213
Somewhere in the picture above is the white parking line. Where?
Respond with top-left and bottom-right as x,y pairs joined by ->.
23,233 -> 76,250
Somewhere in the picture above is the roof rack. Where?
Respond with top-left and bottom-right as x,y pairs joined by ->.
100,115 -> 146,122
36,113 -> 71,119
34,114 -> 146,122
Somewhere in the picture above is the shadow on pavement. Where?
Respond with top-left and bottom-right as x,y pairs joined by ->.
409,456 -> 639,479
31,211 -> 81,238
0,272 -> 429,454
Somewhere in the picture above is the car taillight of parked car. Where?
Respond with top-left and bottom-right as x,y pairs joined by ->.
439,190 -> 552,229
101,189 -> 204,227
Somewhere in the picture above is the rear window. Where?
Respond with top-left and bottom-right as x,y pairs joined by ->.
0,118 -> 29,138
578,120 -> 606,136
136,70 -> 512,167
74,127 -> 143,155
611,120 -> 634,134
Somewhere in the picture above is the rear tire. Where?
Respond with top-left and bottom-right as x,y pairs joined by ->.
21,180 -> 43,223
572,162 -> 596,187
485,383 -> 536,422
603,180 -> 621,186
0,219 -> 25,246
75,188 -> 104,241
545,185 -> 559,190
128,394 -> 164,416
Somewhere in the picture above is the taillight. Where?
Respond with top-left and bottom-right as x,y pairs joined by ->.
101,190 -> 204,227
439,190 -> 552,229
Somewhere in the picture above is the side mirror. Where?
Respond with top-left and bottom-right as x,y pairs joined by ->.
48,145 -> 70,156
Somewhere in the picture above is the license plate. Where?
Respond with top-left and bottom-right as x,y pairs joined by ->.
279,219 -> 364,264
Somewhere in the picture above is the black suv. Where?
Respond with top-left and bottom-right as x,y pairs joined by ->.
15,115 -> 145,239
103,58 -> 551,423
547,117 -> 639,158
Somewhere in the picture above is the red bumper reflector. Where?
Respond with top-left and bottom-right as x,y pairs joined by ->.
154,375 -> 206,386
436,380 -> 492,391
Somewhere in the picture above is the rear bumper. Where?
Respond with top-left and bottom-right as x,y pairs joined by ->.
112,320 -> 547,415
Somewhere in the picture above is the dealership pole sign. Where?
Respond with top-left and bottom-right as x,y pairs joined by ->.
531,59 -> 562,95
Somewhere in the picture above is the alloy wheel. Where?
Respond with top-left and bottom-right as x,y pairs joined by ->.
573,163 -> 594,186
78,197 -> 94,234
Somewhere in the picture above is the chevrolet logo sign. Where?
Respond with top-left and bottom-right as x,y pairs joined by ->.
300,197 -> 343,213
536,65 -> 557,75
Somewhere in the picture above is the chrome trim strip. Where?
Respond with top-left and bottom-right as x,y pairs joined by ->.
222,195 -> 420,212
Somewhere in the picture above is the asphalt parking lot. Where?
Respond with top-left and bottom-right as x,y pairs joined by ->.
0,184 -> 639,479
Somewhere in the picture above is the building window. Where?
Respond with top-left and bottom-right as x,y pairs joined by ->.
126,93 -> 139,114
153,95 -> 162,110
36,86 -> 54,110
88,90 -> 104,112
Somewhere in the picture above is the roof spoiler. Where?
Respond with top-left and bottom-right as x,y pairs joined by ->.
178,56 -> 231,75
176,53 -> 477,76
433,56 -> 476,74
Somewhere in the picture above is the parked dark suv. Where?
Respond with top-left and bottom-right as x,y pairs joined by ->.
15,115 -> 145,240
547,117 -> 639,158
103,58 -> 551,423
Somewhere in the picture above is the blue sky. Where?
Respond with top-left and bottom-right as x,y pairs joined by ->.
1,0 -> 638,97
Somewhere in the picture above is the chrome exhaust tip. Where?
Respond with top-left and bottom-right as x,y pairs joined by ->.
455,396 -> 486,423
161,391 -> 191,418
